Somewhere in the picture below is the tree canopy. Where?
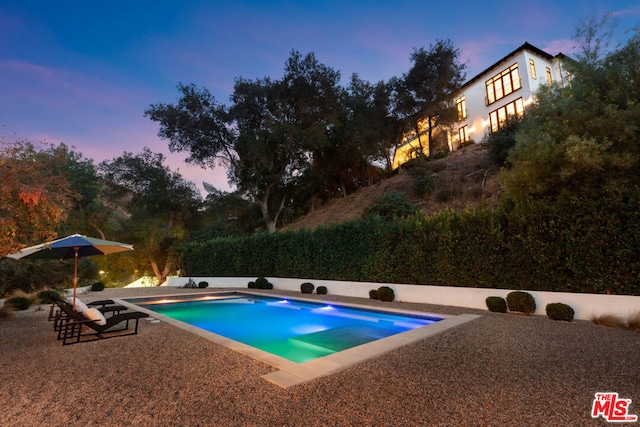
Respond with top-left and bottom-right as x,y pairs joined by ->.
146,51 -> 349,232
98,148 -> 202,283
502,23 -> 640,201
0,140 -> 79,256
394,39 -> 466,158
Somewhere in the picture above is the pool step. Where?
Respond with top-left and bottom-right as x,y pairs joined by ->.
289,324 -> 401,352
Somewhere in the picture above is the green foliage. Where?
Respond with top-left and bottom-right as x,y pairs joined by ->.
486,296 -> 507,313
146,50 -> 347,232
506,291 -> 536,314
0,257 -> 98,297
247,281 -> 256,289
181,190 -> 640,296
37,290 -> 58,304
546,303 -> 575,321
254,277 -> 273,290
406,162 -> 434,197
369,289 -> 379,300
300,282 -> 314,294
363,191 -> 419,220
501,26 -> 640,202
316,285 -> 328,294
4,297 -> 30,310
377,286 -> 395,302
198,281 -> 209,288
395,39 -> 466,158
90,281 -> 105,292
484,116 -> 522,166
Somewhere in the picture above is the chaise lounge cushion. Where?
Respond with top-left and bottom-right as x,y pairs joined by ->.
84,308 -> 107,326
67,297 -> 89,313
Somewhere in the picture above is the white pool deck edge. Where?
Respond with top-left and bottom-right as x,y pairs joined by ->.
116,291 -> 481,388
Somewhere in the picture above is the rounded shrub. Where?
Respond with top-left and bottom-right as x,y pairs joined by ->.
546,302 -> 575,322
4,297 -> 30,311
377,286 -> 395,302
247,281 -> 256,289
255,277 -> 273,290
363,191 -> 419,220
38,290 -> 58,304
316,286 -> 328,295
506,291 -> 536,314
300,282 -> 315,294
90,281 -> 105,292
486,296 -> 507,313
198,281 -> 209,289
369,289 -> 379,300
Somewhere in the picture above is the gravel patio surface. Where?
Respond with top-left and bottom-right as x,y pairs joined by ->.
1,286 -> 638,426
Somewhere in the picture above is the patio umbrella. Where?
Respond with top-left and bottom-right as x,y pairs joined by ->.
6,234 -> 134,307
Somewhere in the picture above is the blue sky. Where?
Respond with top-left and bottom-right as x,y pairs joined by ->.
1,1 -> 638,193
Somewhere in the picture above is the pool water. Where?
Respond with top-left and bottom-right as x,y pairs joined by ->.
134,294 -> 442,363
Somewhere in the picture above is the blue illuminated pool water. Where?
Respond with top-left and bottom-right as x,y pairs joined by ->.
131,294 -> 443,363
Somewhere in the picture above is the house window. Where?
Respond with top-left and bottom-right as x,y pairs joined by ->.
546,67 -> 552,86
529,59 -> 537,79
458,126 -> 469,143
456,96 -> 467,120
485,63 -> 521,105
489,98 -> 525,132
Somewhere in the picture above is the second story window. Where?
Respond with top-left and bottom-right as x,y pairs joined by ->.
546,67 -> 553,86
456,96 -> 467,120
486,63 -> 521,105
529,59 -> 537,79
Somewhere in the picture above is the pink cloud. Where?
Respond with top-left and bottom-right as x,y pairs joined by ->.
0,60 -> 146,115
542,39 -> 578,56
610,6 -> 640,17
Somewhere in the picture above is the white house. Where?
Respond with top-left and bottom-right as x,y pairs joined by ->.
392,42 -> 570,169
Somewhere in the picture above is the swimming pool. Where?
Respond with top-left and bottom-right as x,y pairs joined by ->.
127,293 -> 442,363
120,291 -> 480,387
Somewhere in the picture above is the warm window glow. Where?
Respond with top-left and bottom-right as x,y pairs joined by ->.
529,59 -> 537,79
458,125 -> 469,143
485,63 -> 521,105
456,96 -> 467,120
546,67 -> 552,86
489,98 -> 524,132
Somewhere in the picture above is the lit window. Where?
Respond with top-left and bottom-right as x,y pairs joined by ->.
486,82 -> 495,104
529,59 -> 536,79
494,78 -> 503,100
546,67 -> 552,86
458,126 -> 469,143
489,98 -> 525,132
485,63 -> 521,105
456,96 -> 467,120
511,67 -> 521,90
489,111 -> 498,132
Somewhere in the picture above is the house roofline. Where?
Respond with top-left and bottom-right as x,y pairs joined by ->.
461,41 -> 565,89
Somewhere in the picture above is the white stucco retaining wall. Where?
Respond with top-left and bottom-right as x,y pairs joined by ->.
164,276 -> 640,321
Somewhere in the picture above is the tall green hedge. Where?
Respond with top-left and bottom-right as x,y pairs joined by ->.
182,193 -> 640,295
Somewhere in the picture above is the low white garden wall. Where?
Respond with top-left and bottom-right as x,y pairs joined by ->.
164,276 -> 640,321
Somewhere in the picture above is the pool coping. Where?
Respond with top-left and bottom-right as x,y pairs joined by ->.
116,291 -> 481,388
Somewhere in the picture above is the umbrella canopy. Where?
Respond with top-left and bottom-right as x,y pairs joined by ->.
6,234 -> 134,305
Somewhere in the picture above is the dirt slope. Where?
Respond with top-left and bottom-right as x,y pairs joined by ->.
284,144 -> 501,231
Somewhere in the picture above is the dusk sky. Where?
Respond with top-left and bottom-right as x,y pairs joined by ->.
2,1 -> 638,194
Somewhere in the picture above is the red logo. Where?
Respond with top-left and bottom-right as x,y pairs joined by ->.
592,392 -> 638,422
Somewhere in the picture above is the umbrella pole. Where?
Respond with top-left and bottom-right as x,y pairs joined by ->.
73,247 -> 79,309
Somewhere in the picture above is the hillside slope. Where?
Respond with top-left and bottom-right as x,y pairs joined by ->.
284,144 -> 501,231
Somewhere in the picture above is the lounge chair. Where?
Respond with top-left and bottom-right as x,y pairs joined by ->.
55,300 -> 149,345
46,292 -> 128,331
